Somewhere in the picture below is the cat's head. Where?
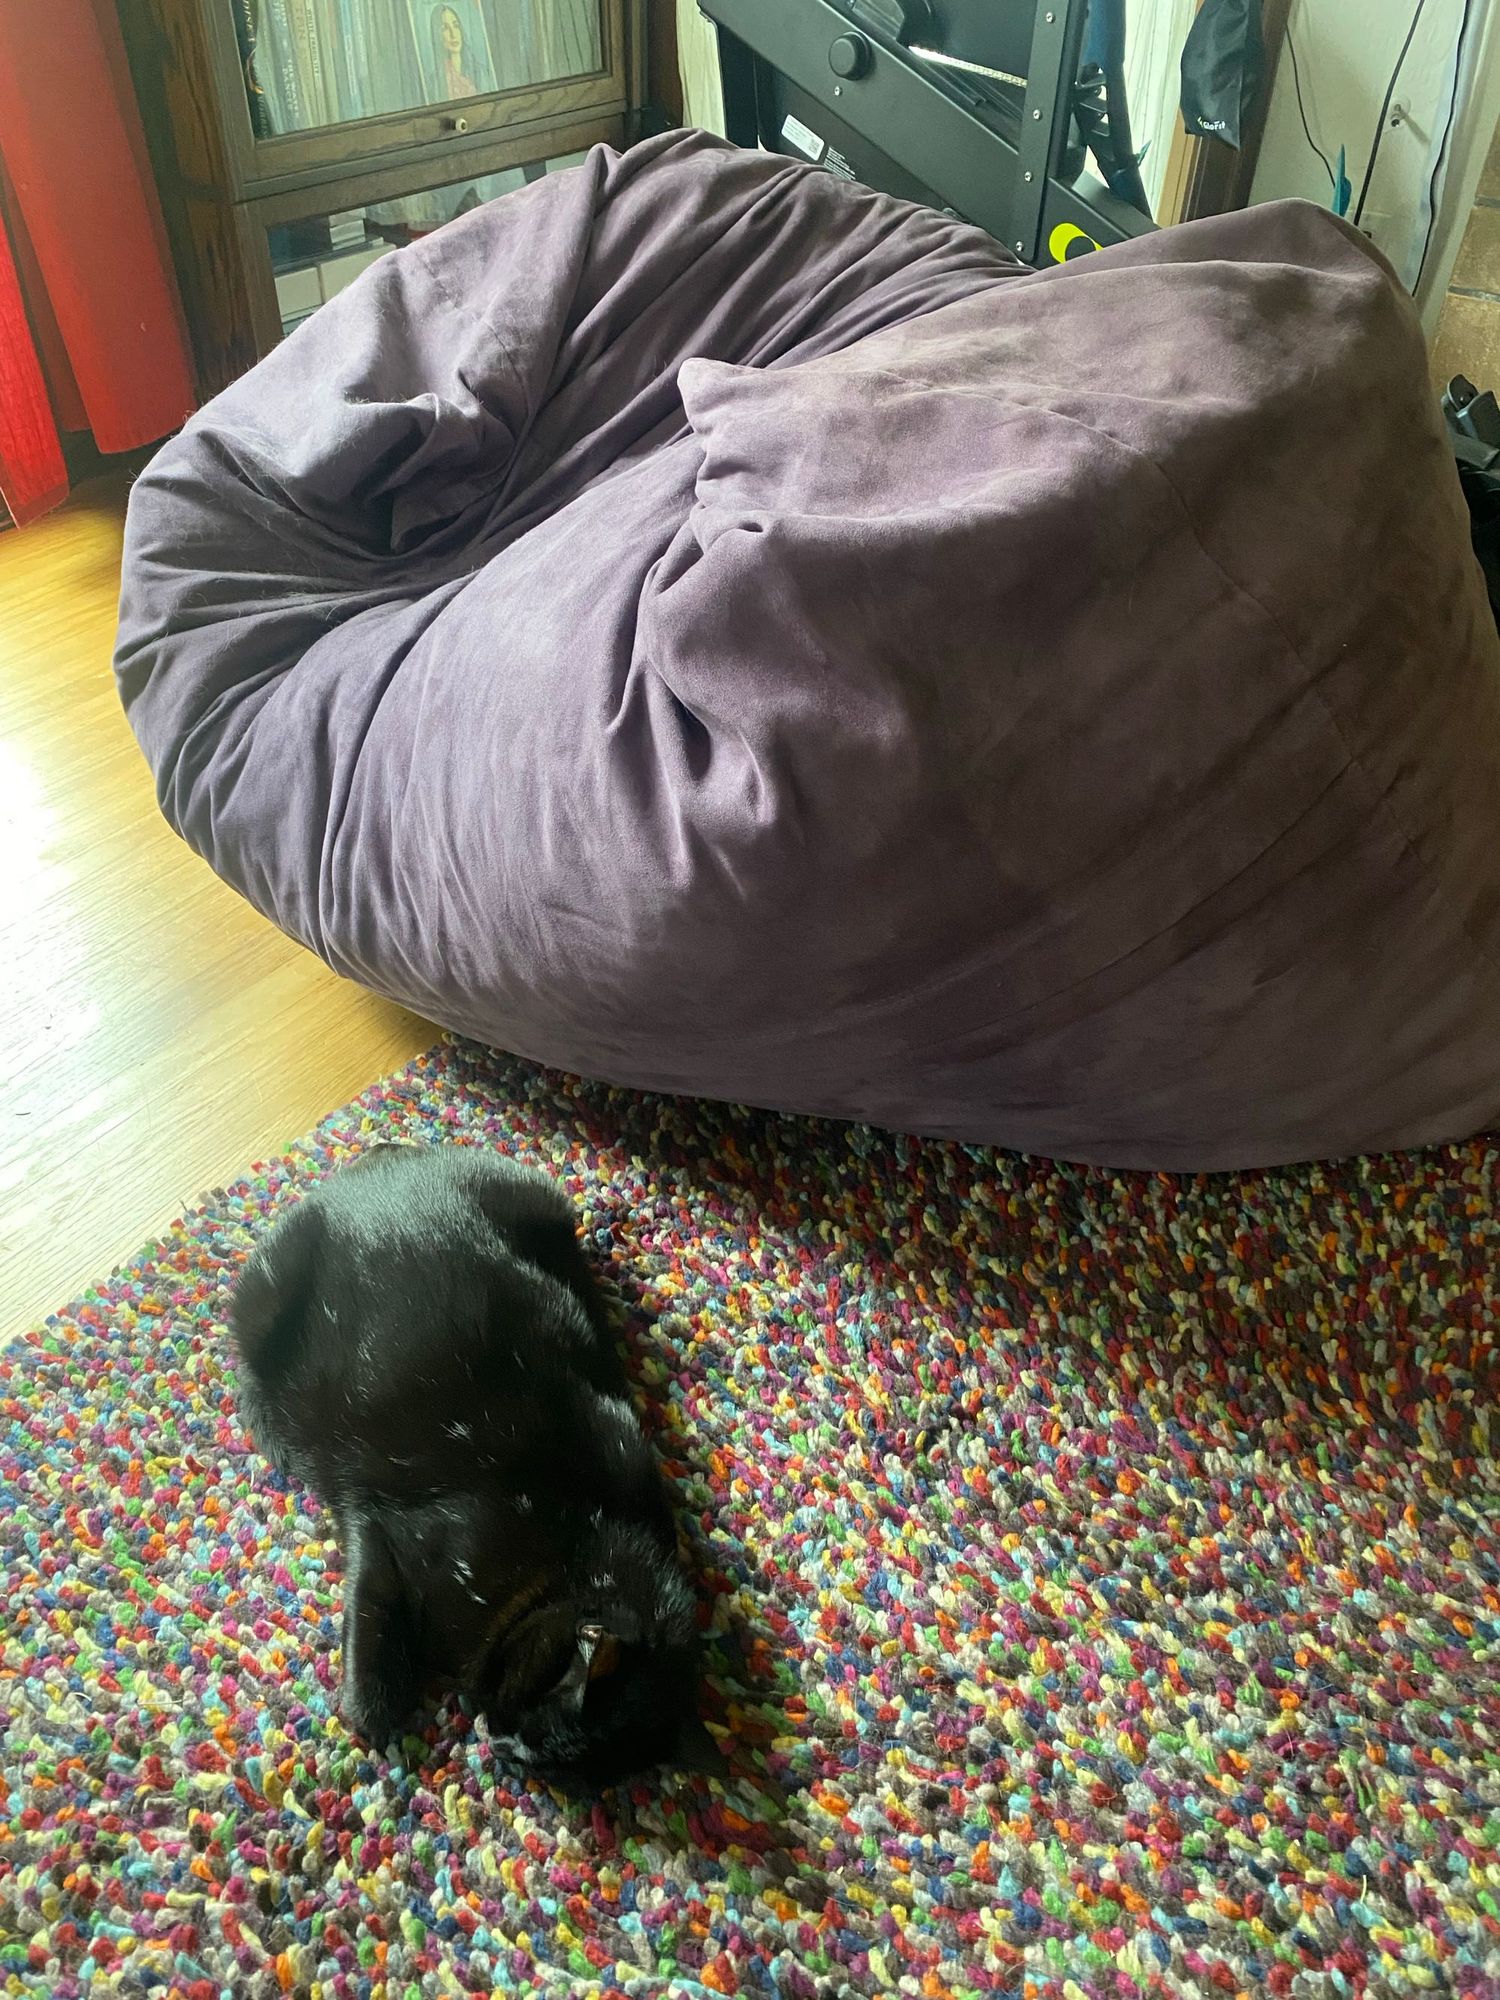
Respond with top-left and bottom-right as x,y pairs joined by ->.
468,1522 -> 714,1787
228,1144 -> 722,1790
334,1492 -> 716,1789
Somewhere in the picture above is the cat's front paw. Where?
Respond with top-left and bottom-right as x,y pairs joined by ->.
339,1683 -> 403,1749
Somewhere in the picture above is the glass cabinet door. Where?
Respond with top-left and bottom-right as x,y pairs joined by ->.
229,0 -> 606,139
263,150 -> 589,335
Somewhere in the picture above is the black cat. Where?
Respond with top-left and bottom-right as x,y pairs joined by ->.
229,1141 -> 719,1789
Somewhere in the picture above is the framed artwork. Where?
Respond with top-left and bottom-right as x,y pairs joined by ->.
408,0 -> 499,101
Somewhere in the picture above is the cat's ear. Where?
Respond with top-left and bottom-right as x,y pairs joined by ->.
552,1621 -> 620,1715
664,1715 -> 729,1780
339,1512 -> 420,1747
230,1197 -> 324,1384
587,1631 -> 622,1684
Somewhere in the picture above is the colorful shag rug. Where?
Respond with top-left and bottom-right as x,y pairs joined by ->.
3,1041 -> 1500,2000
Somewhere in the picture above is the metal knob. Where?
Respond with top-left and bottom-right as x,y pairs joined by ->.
443,114 -> 471,133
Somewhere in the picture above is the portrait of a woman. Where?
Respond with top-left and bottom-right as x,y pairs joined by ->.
410,0 -> 498,101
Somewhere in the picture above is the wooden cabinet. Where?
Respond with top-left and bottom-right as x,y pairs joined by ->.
121,0 -> 655,395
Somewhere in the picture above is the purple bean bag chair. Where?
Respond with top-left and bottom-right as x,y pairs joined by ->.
116,130 -> 1500,1170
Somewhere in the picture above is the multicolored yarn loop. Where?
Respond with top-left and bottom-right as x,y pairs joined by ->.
3,1040 -> 1500,2000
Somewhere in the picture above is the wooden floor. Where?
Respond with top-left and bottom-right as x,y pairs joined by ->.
0,483 -> 433,1341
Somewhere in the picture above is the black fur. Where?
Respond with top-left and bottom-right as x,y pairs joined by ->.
229,1142 -> 719,1789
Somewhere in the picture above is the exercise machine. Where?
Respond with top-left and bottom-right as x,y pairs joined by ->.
696,0 -> 1158,267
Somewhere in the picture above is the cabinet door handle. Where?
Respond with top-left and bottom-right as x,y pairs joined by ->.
442,114 -> 471,134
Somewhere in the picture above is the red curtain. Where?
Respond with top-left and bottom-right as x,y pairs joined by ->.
0,0 -> 196,525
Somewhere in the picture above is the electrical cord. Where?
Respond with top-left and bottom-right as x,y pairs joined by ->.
1285,19 -> 1335,191
1353,0 -> 1430,226
1415,0 -> 1474,291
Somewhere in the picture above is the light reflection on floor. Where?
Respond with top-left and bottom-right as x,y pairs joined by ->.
0,484 -> 431,1339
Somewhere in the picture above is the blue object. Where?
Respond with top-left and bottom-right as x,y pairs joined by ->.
1334,144 -> 1352,215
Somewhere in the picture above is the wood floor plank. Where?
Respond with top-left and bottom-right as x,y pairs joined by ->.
0,482 -> 433,1339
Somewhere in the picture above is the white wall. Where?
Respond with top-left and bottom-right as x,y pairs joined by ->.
1250,0 -> 1479,301
678,0 -> 726,134
1126,0 -> 1202,212
1411,0 -> 1500,321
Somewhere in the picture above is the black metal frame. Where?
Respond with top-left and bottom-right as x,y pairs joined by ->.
699,0 -> 1155,266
